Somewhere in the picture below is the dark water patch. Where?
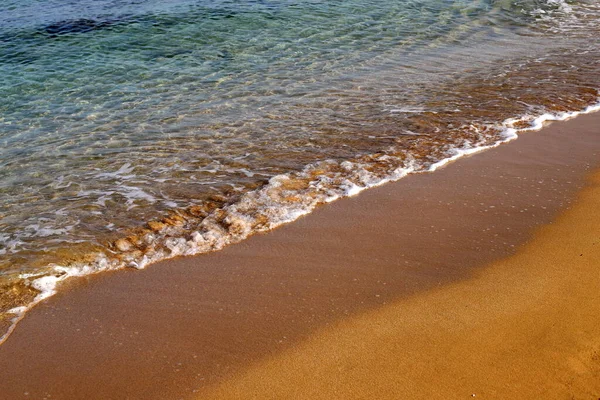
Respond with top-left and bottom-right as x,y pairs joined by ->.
44,18 -> 119,37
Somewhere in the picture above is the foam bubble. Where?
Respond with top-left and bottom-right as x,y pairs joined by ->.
388,106 -> 426,114
95,163 -> 136,180
1,99 -> 599,347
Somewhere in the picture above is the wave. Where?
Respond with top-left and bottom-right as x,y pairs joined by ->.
2,98 -> 598,346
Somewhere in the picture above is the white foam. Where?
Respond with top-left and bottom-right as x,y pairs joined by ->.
163,200 -> 178,208
95,162 -> 136,180
0,268 -> 71,345
547,0 -> 573,13
119,185 -> 158,209
30,275 -> 63,300
388,106 -> 426,114
23,224 -> 74,238
2,99 -> 599,347
83,185 -> 157,210
520,103 -> 600,131
428,127 -> 519,172
7,306 -> 26,315
532,0 -> 574,17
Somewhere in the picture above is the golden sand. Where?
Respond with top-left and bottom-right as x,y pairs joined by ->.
199,173 -> 600,399
1,113 -> 599,400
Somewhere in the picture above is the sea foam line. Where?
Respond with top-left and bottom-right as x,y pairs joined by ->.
1,100 -> 599,347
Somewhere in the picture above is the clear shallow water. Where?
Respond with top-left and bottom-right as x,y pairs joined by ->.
1,0 -> 599,340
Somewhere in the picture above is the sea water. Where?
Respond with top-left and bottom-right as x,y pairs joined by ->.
1,0 -> 599,342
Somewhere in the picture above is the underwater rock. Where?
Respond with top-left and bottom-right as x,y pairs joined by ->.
44,19 -> 114,36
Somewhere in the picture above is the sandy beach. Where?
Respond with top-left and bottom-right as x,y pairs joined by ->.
0,112 -> 599,399
201,169 -> 600,400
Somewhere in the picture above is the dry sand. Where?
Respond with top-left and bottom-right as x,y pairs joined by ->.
0,112 -> 599,399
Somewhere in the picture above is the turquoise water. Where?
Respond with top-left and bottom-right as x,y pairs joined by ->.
1,0 -> 599,340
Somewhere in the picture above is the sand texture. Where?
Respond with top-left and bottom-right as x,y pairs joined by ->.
200,171 -> 600,400
0,113 -> 598,399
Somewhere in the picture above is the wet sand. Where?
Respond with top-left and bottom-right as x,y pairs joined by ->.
0,112 -> 599,399
201,170 -> 600,400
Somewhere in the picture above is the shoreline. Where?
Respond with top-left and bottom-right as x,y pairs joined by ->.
201,169 -> 600,400
2,102 -> 598,347
0,112 -> 599,399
